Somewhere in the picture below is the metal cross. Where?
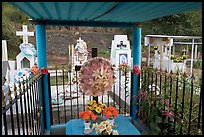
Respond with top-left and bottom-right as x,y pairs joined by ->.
117,41 -> 126,49
16,25 -> 34,44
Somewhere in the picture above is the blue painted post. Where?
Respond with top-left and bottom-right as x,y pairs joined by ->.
131,24 -> 141,120
36,24 -> 51,131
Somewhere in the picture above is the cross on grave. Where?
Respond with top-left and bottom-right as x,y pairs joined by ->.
117,41 -> 127,49
16,25 -> 34,44
77,37 -> 83,43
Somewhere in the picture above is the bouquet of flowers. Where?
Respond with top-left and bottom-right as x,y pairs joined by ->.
86,100 -> 107,115
79,110 -> 97,123
103,106 -> 119,120
118,63 -> 132,75
92,121 -> 119,135
153,46 -> 158,50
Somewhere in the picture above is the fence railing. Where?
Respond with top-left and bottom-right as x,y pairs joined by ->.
137,67 -> 202,135
48,67 -> 132,125
2,71 -> 45,135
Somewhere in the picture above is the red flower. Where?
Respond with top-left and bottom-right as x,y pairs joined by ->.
162,110 -> 174,118
41,68 -> 48,74
133,65 -> 140,75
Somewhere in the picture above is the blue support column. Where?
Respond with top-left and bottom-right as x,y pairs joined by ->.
36,24 -> 51,131
131,24 -> 141,120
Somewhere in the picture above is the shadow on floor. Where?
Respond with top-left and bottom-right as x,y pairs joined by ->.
50,127 -> 66,135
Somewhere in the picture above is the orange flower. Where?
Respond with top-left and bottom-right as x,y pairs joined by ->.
103,106 -> 118,119
83,113 -> 90,121
79,110 -> 97,122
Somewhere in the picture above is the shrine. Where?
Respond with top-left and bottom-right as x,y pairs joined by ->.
2,2 -> 202,136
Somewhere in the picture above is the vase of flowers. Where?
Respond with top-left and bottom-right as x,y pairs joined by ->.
84,121 -> 91,130
92,121 -> 119,135
86,100 -> 107,123
79,110 -> 97,131
103,106 -> 119,126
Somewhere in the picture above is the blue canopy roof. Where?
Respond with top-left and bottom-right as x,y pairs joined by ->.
11,2 -> 202,27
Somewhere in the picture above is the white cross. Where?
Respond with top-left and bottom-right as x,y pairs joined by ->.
77,37 -> 83,43
16,25 -> 34,44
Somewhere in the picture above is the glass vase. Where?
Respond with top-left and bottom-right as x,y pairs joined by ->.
84,121 -> 91,130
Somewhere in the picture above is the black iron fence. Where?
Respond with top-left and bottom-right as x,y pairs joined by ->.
48,67 -> 131,125
2,71 -> 45,135
137,67 -> 202,135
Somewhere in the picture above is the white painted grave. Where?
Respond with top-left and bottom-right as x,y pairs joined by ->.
2,40 -> 9,84
145,36 -> 186,73
73,37 -> 88,67
16,25 -> 37,70
110,35 -> 132,105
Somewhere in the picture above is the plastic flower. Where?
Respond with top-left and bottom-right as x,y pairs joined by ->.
79,110 -> 97,122
92,120 -> 119,135
86,100 -> 107,115
112,130 -> 119,135
133,65 -> 140,75
154,46 -> 158,50
79,57 -> 116,97
31,64 -> 38,74
103,106 -> 118,119
41,68 -> 48,74
95,107 -> 102,114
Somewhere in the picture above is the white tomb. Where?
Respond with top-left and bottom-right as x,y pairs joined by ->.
110,35 -> 132,105
16,25 -> 37,70
73,37 -> 88,67
145,36 -> 186,73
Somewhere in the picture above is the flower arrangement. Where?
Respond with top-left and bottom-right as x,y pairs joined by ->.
92,121 -> 119,135
133,65 -> 140,75
182,54 -> 188,60
154,46 -> 158,50
103,106 -> 119,120
170,55 -> 187,63
31,64 -> 38,74
41,68 -> 48,74
79,57 -> 116,97
79,110 -> 97,123
118,63 -> 132,72
86,100 -> 107,115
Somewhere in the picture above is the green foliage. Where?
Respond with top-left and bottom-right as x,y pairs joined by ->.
98,49 -> 110,58
139,67 -> 202,135
2,2 -> 29,60
193,60 -> 202,69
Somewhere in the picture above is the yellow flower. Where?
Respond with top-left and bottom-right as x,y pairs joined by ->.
106,125 -> 112,132
95,107 -> 102,114
88,106 -> 94,110
89,101 -> 94,105
102,104 -> 107,108
112,130 -> 119,135
93,103 -> 98,108
98,101 -> 103,105
92,123 -> 97,129
105,121 -> 110,125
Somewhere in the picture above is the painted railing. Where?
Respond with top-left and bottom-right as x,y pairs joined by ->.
48,67 -> 131,126
137,67 -> 202,135
2,70 -> 45,135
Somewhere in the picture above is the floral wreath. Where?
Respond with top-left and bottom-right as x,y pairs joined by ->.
79,57 -> 116,97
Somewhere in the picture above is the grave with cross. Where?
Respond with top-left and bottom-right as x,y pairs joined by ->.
110,35 -> 132,105
144,36 -> 186,73
16,25 -> 37,70
73,37 -> 88,68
